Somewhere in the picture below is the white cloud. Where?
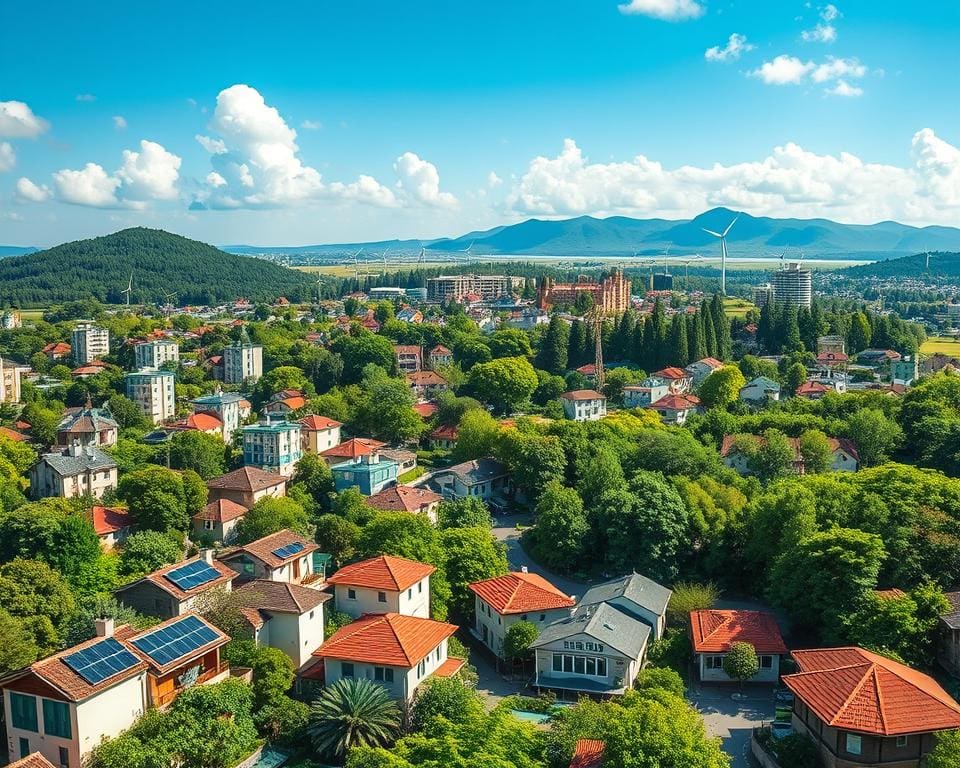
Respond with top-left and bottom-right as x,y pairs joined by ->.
705,33 -> 754,63
802,4 -> 841,42
822,4 -> 840,21
206,171 -> 227,187
505,132 -> 960,226
0,142 -> 14,172
617,0 -> 704,21
195,134 -> 227,154
113,115 -> 127,130
328,175 -> 398,208
825,80 -> 863,97
15,177 -> 51,202
0,101 -> 49,139
811,56 -> 866,83
394,151 -> 458,208
75,93 -> 96,102
751,55 -> 814,85
53,163 -> 121,207
116,140 -> 181,201
301,119 -> 322,130
488,171 -> 503,187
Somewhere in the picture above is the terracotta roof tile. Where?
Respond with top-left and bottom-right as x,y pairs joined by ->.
299,415 -> 343,430
224,529 -> 317,569
8,754 -> 57,768
367,485 -> 442,513
413,402 -> 439,418
433,656 -> 465,678
784,647 -> 960,736
406,371 -> 447,386
429,424 -> 459,440
327,554 -> 435,592
234,579 -> 331,615
180,411 -> 222,431
570,739 -> 606,768
469,572 -> 575,615
193,498 -> 248,523
314,613 -> 457,667
91,505 -> 131,535
320,437 -> 385,459
649,394 -> 701,411
689,610 -> 788,655
206,466 -> 287,492
561,389 -> 605,401
654,367 -> 689,379
0,426 -> 28,442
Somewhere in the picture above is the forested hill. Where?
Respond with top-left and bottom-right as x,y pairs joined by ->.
0,228 -> 311,307
843,250 -> 960,279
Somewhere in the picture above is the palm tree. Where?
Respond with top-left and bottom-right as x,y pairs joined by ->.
308,677 -> 402,760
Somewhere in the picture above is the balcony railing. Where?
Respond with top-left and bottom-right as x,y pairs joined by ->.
154,661 -> 230,708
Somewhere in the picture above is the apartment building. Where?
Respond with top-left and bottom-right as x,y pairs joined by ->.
125,369 -> 176,424
70,323 -> 110,365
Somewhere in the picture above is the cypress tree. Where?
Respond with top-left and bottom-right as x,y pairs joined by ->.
701,300 -> 717,359
612,310 -> 636,361
651,298 -> 668,369
710,294 -> 732,360
632,316 -> 646,365
537,315 -> 570,374
669,314 -> 689,367
687,313 -> 706,362
568,319 -> 588,367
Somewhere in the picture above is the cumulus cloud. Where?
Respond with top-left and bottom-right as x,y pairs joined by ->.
195,134 -> 227,154
15,177 -> 51,202
505,133 -> 960,226
0,101 -> 49,139
705,33 -> 754,63
802,4 -> 840,43
825,80 -> 863,97
750,54 -> 866,93
0,142 -> 14,172
751,55 -> 814,85
113,115 -> 127,130
328,175 -> 398,208
394,151 -> 458,208
488,171 -> 503,187
811,56 -> 866,83
617,0 -> 703,21
116,140 -> 181,201
53,163 -> 121,207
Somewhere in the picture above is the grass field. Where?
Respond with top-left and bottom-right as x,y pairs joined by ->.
18,309 -> 47,321
723,298 -> 757,319
920,336 -> 960,356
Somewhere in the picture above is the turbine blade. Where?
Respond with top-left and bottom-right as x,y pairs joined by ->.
702,228 -> 722,238
722,213 -> 740,238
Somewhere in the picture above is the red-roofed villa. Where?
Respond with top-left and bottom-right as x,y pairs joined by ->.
690,609 -> 788,683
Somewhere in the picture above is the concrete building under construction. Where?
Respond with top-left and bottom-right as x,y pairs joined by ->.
537,269 -> 632,314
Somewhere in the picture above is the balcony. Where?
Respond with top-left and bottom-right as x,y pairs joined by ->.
154,661 -> 231,708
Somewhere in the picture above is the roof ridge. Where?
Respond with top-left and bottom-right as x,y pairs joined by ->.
830,662 -> 880,728
872,664 -> 887,734
865,651 -> 960,716
384,613 -> 414,666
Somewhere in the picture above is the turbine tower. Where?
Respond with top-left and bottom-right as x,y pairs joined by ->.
702,213 -> 740,295
120,273 -> 133,306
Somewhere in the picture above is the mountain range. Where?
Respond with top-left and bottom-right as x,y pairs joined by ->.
223,208 -> 960,261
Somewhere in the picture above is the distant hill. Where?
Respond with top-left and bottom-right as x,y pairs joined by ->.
0,246 -> 37,258
222,207 -> 960,261
843,251 -> 960,279
0,228 -> 311,307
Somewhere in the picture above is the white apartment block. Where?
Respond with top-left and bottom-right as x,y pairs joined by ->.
0,357 -> 29,403
71,323 -> 110,365
134,339 -> 179,369
223,341 -> 263,384
242,416 -> 302,477
125,369 -> 176,424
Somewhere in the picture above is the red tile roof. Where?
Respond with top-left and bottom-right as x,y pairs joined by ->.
299,414 -> 343,431
689,610 -> 788,655
413,402 -> 439,418
224,529 -> 317,569
469,572 -> 575,615
320,437 -> 385,459
327,554 -> 435,592
194,498 -> 248,523
576,364 -> 597,375
649,393 -> 701,411
207,466 -> 287,492
367,485 -> 443,513
433,656 -> 466,678
696,357 -> 724,368
42,342 -> 71,355
817,352 -> 850,363
784,647 -> 960,736
0,426 -> 28,442
8,754 -> 57,768
429,345 -> 452,356
874,588 -> 907,600
654,366 -> 689,379
180,411 -> 222,431
561,389 -> 605,401
314,613 -> 457,667
570,739 -> 606,768
406,370 -> 447,386
272,396 -> 306,411
429,424 -> 459,440
394,345 -> 422,355
795,380 -> 831,396
91,505 -> 130,535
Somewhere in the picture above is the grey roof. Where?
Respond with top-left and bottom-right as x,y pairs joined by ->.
57,406 -> 118,434
191,392 -> 244,406
40,446 -> 117,477
577,572 -> 672,620
942,592 -> 960,630
530,601 -> 651,660
443,457 -> 509,485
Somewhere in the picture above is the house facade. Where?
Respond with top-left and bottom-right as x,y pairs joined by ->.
29,445 -> 118,500
331,453 -> 399,496
90,506 -> 131,550
70,323 -> 109,365
115,552 -> 235,619
647,393 -> 700,425
222,334 -> 263,384
406,370 -> 448,399
428,345 -> 453,369
366,485 -> 443,524
320,437 -> 386,467
560,390 -> 607,422
689,609 -> 787,683
720,434 -> 859,475
394,345 -> 422,373
242,416 -> 302,477
299,415 -> 343,454
133,339 -> 179,369
218,529 -> 320,586
56,405 -> 118,449
192,498 -> 247,544
685,357 -> 723,387
426,457 -> 511,501
739,376 -> 781,404
327,554 -> 434,619
576,573 -> 672,642
190,391 -> 244,443
652,367 -> 693,394
125,369 -> 176,424
206,466 -> 287,509
623,378 -> 670,408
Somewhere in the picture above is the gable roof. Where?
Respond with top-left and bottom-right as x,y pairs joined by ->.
327,554 -> 435,592
406,370 -> 447,386
222,529 -> 317,569
299,414 -> 343,431
320,437 -> 385,459
689,610 -> 788,655
469,572 -> 575,615
116,555 -> 236,601
796,380 -> 831,396
578,573 -> 672,618
561,389 -> 605,401
429,424 -> 459,440
234,579 -> 331,616
314,612 -> 457,667
570,739 -> 605,768
654,366 -> 689,379
442,457 -> 509,485
783,647 -> 960,736
127,612 -> 229,674
39,446 -> 116,476
179,411 -> 222,431
649,393 -> 700,411
193,498 -> 248,523
367,485 -> 443,513
0,426 -> 28,442
8,755 -> 57,768
692,357 -> 723,369
531,601 -> 651,660
206,466 -> 286,492
413,401 -> 439,418
91,505 -> 131,536
942,591 -> 960,630
57,406 -> 118,434
429,344 -> 452,356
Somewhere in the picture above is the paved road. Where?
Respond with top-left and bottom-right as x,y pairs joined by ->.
688,683 -> 775,768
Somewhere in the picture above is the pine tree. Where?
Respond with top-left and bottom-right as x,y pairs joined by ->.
651,299 -> 668,369
537,315 -> 570,374
701,301 -> 717,359
612,311 -> 636,361
687,313 -> 706,362
669,314 -> 689,367
632,316 -> 646,365
710,294 -> 732,360
568,319 -> 588,367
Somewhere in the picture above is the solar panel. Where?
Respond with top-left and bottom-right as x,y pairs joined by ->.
271,542 -> 305,559
130,615 -> 221,666
63,637 -> 140,685
164,560 -> 221,591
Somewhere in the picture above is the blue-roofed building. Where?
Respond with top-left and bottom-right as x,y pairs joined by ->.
331,453 -> 399,496
242,415 -> 302,478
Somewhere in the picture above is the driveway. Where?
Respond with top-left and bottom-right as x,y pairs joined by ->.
687,683 -> 775,768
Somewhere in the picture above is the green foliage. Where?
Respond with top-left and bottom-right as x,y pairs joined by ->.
436,497 -> 492,529
411,676 -> 485,731
527,481 -> 588,573
699,365 -> 746,409
223,640 -> 295,708
440,526 -> 508,619
798,429 -> 832,474
667,582 -> 719,626
633,666 -> 686,697
537,315 -> 570,375
256,696 -> 311,748
325,609 -> 355,638
353,366 -> 424,444
927,729 -> 960,768
844,408 -> 903,466
314,514 -> 360,567
118,530 -> 183,580
332,332 -> 397,383
117,466 -> 195,532
468,356 -> 538,413
168,430 -> 228,479
503,621 -> 539,660
0,608 -> 39,675
234,496 -> 311,544
293,452 -> 336,514
496,428 -> 566,501
722,642 -> 759,686
0,558 -> 76,650
453,408 -> 501,461
308,677 -> 402,760
770,733 -> 823,768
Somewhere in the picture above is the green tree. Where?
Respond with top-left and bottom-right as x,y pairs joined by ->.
453,408 -> 501,461
698,365 -> 746,409
410,677 -> 484,731
537,315 -> 570,374
495,428 -> 566,501
0,559 -> 76,651
488,329 -> 533,359
118,530 -> 183,580
784,361 -> 808,395
927,729 -> 960,768
0,609 -> 39,674
107,393 -> 150,430
529,481 -> 588,573
441,526 -> 508,619
436,497 -> 492,529
168,430 -> 227,480
292,452 -> 336,513
722,641 -> 759,690
223,640 -> 295,708
314,514 -> 360,567
333,333 -> 397,383
848,311 -> 872,354
308,678 -> 402,760
468,357 -> 538,413
845,408 -> 903,467
117,466 -> 192,533
354,368 -> 424,444
234,496 -> 310,544
798,429 -> 832,474
503,620 -> 539,662
742,429 -> 796,483
667,582 -> 719,626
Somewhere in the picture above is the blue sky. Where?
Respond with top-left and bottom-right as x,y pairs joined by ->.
2,0 -> 959,246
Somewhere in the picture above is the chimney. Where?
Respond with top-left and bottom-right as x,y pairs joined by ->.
520,566 -> 528,573
200,548 -> 215,565
94,617 -> 115,638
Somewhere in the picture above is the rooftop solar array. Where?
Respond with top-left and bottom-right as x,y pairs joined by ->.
130,615 -> 221,666
164,559 -> 221,591
272,542 -> 305,560
63,637 -> 140,685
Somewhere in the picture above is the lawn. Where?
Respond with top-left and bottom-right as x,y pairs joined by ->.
920,336 -> 960,356
723,298 -> 756,319
18,308 -> 47,321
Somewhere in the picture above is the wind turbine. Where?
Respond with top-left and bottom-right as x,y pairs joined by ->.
925,249 -> 931,271
120,273 -> 133,307
314,273 -> 323,304
417,242 -> 426,268
461,241 -> 474,260
702,213 -> 740,295
350,248 -> 363,281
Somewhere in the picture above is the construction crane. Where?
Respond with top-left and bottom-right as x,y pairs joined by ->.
588,305 -> 605,392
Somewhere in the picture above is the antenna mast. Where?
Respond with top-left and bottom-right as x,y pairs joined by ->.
590,306 -> 605,392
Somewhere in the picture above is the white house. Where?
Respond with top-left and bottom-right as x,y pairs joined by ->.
206,466 -> 287,509
576,573 -> 672,642
241,416 -> 302,477
685,357 -> 724,387
425,457 -> 511,502
55,404 -> 118,449
190,391 -> 244,443
647,393 -> 701,426
739,376 -> 781,404
125,369 -> 176,424
470,571 -> 575,657
623,377 -> 670,409
133,339 -> 179,369
313,613 -> 462,703
689,609 -> 788,683
560,390 -> 607,422
218,529 -> 320,587
234,580 -> 331,670
29,445 -> 118,500
0,357 -> 29,404
298,415 -> 343,454
652,367 -> 693,394
327,554 -> 434,619
223,331 -> 263,384
192,498 -> 247,544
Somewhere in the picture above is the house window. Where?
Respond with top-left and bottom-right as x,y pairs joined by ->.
574,656 -> 585,674
309,611 -> 315,619
378,591 -> 387,603
539,614 -> 545,621
19,738 -> 29,760
553,654 -> 562,672
845,734 -> 862,756
408,589 -> 412,599
59,746 -> 70,768
521,614 -> 528,621
43,699 -> 72,739
418,582 -> 423,594
10,692 -> 38,732
896,735 -> 908,748
341,662 -> 355,678
347,588 -> 357,600
705,655 -> 725,670
374,667 -> 395,683
204,520 -> 215,530
760,656 -> 773,669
